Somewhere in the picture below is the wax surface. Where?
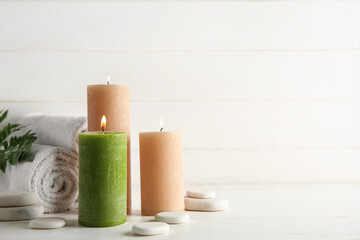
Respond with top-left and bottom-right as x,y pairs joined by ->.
78,132 -> 127,227
139,131 -> 184,216
87,84 -> 132,213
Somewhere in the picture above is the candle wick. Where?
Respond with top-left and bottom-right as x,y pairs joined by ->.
107,81 -> 110,85
160,127 -> 163,132
102,126 -> 105,133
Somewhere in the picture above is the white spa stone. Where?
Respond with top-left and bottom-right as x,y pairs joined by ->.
186,190 -> 216,199
185,197 -> 229,212
0,191 -> 38,207
0,203 -> 44,221
132,222 -> 169,236
155,212 -> 190,224
29,217 -> 66,229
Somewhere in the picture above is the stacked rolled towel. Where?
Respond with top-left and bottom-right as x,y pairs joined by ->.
0,144 -> 79,213
0,114 -> 86,213
12,114 -> 87,153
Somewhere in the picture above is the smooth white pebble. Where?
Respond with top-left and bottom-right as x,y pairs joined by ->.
132,222 -> 169,236
29,217 -> 66,229
155,212 -> 190,224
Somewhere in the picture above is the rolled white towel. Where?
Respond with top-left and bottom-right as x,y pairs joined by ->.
12,114 -> 87,153
0,144 -> 79,213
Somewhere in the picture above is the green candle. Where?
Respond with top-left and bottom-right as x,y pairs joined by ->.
78,131 -> 127,227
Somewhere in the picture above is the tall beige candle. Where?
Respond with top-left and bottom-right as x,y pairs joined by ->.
139,130 -> 184,216
87,83 -> 131,214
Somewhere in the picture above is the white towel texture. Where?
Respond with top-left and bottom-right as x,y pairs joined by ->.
12,114 -> 87,153
0,144 -> 79,213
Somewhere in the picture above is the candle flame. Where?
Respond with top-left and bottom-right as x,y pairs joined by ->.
106,76 -> 110,85
101,115 -> 106,132
160,118 -> 164,132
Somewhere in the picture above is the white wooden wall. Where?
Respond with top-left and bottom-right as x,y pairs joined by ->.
1,1 -> 360,185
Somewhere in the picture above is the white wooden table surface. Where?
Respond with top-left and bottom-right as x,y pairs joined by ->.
1,184 -> 360,240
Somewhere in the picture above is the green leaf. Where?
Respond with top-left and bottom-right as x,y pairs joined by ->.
0,109 -> 37,173
19,151 -> 35,163
0,110 -> 8,124
0,151 -> 7,173
9,151 -> 22,165
0,161 -> 6,173
0,123 -> 22,143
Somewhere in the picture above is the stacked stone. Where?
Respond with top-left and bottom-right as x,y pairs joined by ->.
185,190 -> 229,211
0,191 -> 44,221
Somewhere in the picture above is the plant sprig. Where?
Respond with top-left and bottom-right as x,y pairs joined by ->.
0,110 -> 37,173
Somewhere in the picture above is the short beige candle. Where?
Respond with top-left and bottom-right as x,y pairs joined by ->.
139,131 -> 184,216
87,83 -> 132,214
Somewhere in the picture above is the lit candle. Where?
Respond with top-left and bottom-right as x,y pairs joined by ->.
78,115 -> 127,227
87,77 -> 132,213
139,119 -> 184,216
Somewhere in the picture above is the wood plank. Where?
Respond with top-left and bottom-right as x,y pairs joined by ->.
0,1 -> 359,51
0,51 -> 359,101
130,148 -> 360,184
2,100 -> 360,150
